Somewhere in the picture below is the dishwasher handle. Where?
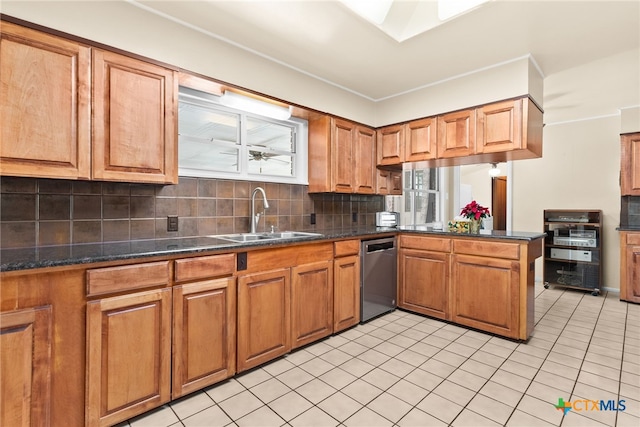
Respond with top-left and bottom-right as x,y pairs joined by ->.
365,240 -> 395,253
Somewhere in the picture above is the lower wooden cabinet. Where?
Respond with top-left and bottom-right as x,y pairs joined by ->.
86,288 -> 172,427
0,306 -> 52,427
399,248 -> 450,320
172,277 -> 236,398
333,254 -> 361,332
620,231 -> 640,303
451,254 -> 520,337
237,268 -> 291,372
291,261 -> 334,348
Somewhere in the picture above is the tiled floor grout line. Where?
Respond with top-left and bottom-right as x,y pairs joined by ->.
125,286 -> 639,427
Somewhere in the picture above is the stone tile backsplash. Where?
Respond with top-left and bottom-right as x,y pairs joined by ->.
621,195 -> 640,227
0,177 -> 384,248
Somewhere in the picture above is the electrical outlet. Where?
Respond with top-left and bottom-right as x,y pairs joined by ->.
310,213 -> 316,225
167,215 -> 179,232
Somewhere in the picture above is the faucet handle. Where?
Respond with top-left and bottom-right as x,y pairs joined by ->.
270,225 -> 277,233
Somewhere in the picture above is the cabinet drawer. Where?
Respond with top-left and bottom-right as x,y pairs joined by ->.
627,233 -> 640,245
400,235 -> 451,252
334,240 -> 360,257
453,239 -> 519,260
86,261 -> 170,297
174,253 -> 235,282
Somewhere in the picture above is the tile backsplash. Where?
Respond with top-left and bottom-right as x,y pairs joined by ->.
0,177 -> 384,248
621,195 -> 640,227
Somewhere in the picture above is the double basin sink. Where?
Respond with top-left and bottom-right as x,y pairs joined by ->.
214,231 -> 322,243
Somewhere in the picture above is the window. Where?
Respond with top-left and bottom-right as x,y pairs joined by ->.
385,167 -> 442,226
177,87 -> 308,184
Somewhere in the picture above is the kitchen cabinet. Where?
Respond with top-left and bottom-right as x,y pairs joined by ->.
172,254 -> 236,398
92,49 -> 177,184
376,169 -> 402,195
405,117 -> 438,162
85,261 -> 172,427
476,98 -> 523,153
398,235 -> 451,320
236,242 -> 333,371
437,108 -> 476,159
620,231 -> 640,303
377,124 -> 404,166
291,260 -> 334,348
0,22 -> 91,180
308,116 -> 376,194
0,306 -> 52,427
237,268 -> 291,372
621,132 -> 640,196
333,240 -> 361,332
0,21 -> 178,184
398,234 -> 541,340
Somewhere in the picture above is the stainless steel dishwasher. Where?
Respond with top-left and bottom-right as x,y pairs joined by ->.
361,236 -> 397,322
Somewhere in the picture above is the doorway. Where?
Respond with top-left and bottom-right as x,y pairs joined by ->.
492,176 -> 507,230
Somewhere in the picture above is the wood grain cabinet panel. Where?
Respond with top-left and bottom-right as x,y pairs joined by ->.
92,49 -> 177,184
333,254 -> 361,332
451,254 -> 520,338
291,260 -> 334,348
620,232 -> 640,303
437,109 -> 476,158
621,133 -> 640,196
237,268 -> 291,372
476,99 -> 523,153
405,117 -> 437,162
86,288 -> 172,427
354,126 -> 376,194
377,124 -> 404,166
0,306 -> 52,427
399,248 -> 450,320
172,278 -> 236,398
331,118 -> 356,193
0,22 -> 91,179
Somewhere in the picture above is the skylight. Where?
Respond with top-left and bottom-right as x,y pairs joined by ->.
340,0 -> 490,42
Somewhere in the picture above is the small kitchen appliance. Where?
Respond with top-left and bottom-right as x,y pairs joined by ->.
375,211 -> 399,227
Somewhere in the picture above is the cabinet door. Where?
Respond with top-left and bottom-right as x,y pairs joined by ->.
377,124 -> 404,166
390,171 -> 403,195
437,109 -> 476,158
331,118 -> 355,193
334,255 -> 361,332
451,254 -> 519,339
621,233 -> 640,303
237,268 -> 291,372
621,133 -> 640,196
291,261 -> 334,348
476,99 -> 523,153
354,126 -> 376,194
405,118 -> 437,161
0,306 -> 52,427
398,249 -> 449,320
93,49 -> 177,184
376,168 -> 391,195
173,278 -> 236,398
0,22 -> 91,180
86,288 -> 172,427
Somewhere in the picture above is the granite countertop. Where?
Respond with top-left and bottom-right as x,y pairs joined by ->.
0,226 -> 545,272
617,226 -> 640,231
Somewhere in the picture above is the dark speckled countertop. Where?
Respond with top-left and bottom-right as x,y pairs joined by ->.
0,226 -> 545,272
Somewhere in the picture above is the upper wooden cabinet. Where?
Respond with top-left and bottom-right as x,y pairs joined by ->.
377,124 -> 404,166
92,50 -> 178,184
0,22 -> 178,184
375,96 -> 543,169
437,108 -> 476,159
0,22 -> 91,180
309,116 -> 376,194
621,132 -> 640,196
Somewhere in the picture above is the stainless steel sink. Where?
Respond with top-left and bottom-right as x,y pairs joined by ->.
214,231 -> 322,243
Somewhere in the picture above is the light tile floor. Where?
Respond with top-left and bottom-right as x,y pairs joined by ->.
123,283 -> 640,426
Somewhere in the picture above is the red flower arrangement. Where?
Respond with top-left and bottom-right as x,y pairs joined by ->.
460,200 -> 490,220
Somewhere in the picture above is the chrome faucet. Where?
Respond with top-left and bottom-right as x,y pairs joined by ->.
250,187 -> 270,233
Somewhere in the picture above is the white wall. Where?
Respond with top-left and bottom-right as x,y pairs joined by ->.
513,116 -> 620,290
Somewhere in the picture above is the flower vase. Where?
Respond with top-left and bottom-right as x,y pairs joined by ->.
469,219 -> 481,233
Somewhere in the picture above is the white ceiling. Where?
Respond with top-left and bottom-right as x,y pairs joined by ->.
133,0 -> 640,103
